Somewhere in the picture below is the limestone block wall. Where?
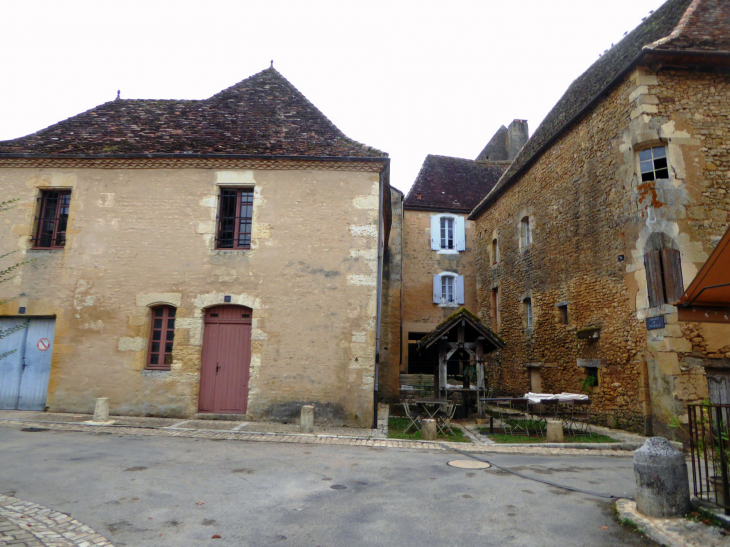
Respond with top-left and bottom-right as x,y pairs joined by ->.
402,209 -> 478,372
0,163 -> 382,425
474,65 -> 730,435
378,188 -> 403,402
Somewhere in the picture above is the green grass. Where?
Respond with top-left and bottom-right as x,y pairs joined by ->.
479,430 -> 617,444
388,417 -> 470,443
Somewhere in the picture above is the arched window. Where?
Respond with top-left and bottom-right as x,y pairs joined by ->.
147,306 -> 176,370
644,233 -> 683,306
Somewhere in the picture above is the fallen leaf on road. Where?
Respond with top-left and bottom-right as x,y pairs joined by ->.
599,526 -> 608,530
119,498 -> 125,501
148,517 -> 153,520
197,502 -> 205,505
132,498 -> 139,501
212,534 -> 221,539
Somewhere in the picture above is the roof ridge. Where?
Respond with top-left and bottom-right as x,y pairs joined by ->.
647,0 -> 702,49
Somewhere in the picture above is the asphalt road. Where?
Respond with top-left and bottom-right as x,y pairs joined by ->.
0,427 -> 656,547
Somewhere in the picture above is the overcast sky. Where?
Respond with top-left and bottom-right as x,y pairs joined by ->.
0,0 -> 667,193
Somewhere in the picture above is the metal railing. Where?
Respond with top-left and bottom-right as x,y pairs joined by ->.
688,402 -> 730,515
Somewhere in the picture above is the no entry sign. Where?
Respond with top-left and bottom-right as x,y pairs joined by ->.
37,338 -> 50,351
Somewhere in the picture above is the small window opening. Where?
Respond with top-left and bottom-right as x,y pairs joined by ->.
520,217 -> 531,248
524,298 -> 533,329
491,238 -> 498,265
558,304 -> 568,325
491,287 -> 500,332
440,217 -> 454,250
586,366 -> 599,387
639,146 -> 669,182
416,193 -> 422,200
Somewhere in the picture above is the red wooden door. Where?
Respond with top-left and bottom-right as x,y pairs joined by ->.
199,305 -> 252,414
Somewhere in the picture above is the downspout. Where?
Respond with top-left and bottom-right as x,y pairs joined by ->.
373,164 -> 389,429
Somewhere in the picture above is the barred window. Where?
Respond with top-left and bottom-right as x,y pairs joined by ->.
216,188 -> 254,249
147,306 -> 176,370
33,190 -> 71,249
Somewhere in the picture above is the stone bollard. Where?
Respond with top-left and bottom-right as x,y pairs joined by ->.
300,405 -> 314,434
421,419 -> 437,441
93,398 -> 110,422
633,437 -> 690,518
545,420 -> 563,443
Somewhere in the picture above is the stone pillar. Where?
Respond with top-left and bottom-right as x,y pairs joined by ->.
93,398 -> 110,422
421,419 -> 437,441
545,420 -> 563,443
633,437 -> 690,517
300,405 -> 314,434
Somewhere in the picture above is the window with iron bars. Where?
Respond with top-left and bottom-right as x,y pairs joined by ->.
33,190 -> 71,249
216,188 -> 254,249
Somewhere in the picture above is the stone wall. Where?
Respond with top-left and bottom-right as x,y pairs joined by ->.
0,162 -> 383,425
379,187 -> 403,402
402,209 -> 479,373
473,65 -> 730,435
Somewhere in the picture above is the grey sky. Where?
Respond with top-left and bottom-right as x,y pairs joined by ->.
0,0 -> 666,193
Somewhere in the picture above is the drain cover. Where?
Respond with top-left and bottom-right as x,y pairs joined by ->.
447,459 -> 490,469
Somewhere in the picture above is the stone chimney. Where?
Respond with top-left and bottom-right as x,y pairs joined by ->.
476,119 -> 529,162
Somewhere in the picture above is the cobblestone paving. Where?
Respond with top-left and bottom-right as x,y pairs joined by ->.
616,499 -> 728,547
0,495 -> 113,547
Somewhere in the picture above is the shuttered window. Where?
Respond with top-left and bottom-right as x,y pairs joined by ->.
147,306 -> 176,370
33,190 -> 71,249
440,217 -> 454,250
430,215 -> 466,251
433,274 -> 465,305
644,247 -> 684,306
216,188 -> 254,249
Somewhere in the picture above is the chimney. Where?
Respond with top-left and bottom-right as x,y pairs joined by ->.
506,119 -> 529,161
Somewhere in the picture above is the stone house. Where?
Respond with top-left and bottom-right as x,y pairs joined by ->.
469,0 -> 730,436
378,121 -> 527,401
0,67 -> 391,426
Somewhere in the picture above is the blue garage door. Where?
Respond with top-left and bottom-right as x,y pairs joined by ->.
0,317 -> 55,410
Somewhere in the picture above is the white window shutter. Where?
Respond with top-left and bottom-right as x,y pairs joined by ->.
456,275 -> 465,304
430,216 -> 440,250
455,216 -> 466,251
433,274 -> 441,303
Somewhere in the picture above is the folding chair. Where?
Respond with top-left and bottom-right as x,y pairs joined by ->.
402,401 -> 422,434
436,402 -> 456,436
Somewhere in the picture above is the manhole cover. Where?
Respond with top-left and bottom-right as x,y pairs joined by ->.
330,485 -> 347,490
447,459 -> 490,469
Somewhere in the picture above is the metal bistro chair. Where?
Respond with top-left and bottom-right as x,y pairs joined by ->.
402,400 -> 423,434
436,402 -> 457,436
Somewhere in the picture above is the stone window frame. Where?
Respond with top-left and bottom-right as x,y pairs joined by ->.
577,359 -> 605,388
491,229 -> 499,266
516,208 -> 534,253
521,291 -> 535,335
491,285 -> 500,333
555,301 -> 569,325
146,305 -> 177,371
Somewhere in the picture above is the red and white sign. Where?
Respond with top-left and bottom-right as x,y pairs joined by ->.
37,338 -> 50,351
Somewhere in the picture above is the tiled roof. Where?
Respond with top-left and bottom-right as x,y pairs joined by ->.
404,155 -> 508,212
0,68 -> 385,158
470,0 -> 730,219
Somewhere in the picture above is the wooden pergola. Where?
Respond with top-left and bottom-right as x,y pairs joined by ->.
417,308 -> 505,413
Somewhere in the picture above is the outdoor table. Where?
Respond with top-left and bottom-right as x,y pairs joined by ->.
411,398 -> 452,433
480,397 -> 531,435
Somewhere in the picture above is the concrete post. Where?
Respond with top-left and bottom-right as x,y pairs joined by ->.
633,437 -> 690,517
300,405 -> 314,434
545,420 -> 563,443
421,419 -> 437,441
93,398 -> 110,422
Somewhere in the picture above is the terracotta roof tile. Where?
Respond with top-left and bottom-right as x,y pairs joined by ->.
0,68 -> 385,158
404,155 -> 508,212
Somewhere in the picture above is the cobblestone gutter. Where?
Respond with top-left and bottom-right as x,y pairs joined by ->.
0,494 -> 113,547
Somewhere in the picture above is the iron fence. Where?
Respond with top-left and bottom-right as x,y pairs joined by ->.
688,402 -> 730,515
